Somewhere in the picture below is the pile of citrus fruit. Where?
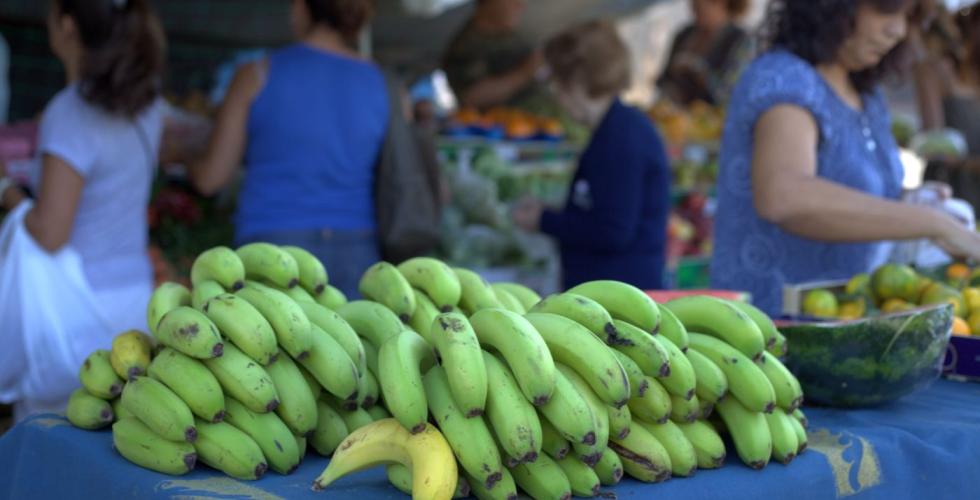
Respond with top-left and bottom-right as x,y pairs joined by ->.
802,263 -> 980,337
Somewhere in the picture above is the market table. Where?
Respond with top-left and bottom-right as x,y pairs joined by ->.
1,379 -> 978,499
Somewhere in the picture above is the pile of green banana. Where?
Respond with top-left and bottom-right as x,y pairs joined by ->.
65,244 -> 810,499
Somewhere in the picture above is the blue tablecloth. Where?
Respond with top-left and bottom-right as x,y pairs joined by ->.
2,379 -> 979,500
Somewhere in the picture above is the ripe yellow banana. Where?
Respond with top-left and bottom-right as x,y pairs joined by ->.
204,342 -> 279,413
387,464 -> 471,498
530,292 -> 618,343
312,419 -> 457,500
609,420 -> 672,483
79,349 -> 124,399
112,417 -> 197,475
316,284 -> 348,310
110,330 -> 154,380
191,246 -> 245,291
154,307 -> 224,359
237,242 -> 300,289
567,280 -> 661,334
665,296 -> 766,361
202,293 -> 278,365
454,268 -> 502,314
194,418 -> 268,480
429,312 -> 487,417
148,347 -> 225,422
191,280 -> 226,311
397,257 -> 462,311
469,308 -> 556,405
147,282 -> 191,335
593,447 -> 624,486
491,282 -> 541,311
222,397 -> 301,475
715,396 -> 772,469
281,245 -> 329,296
359,261 -> 417,321
688,333 -> 776,413
235,282 -> 313,359
378,330 -> 436,433
121,376 -> 197,442
66,388 -> 114,429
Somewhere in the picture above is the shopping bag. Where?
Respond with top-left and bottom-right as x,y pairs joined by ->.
0,201 -> 114,405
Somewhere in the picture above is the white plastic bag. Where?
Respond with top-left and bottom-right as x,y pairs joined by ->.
0,201 -> 114,406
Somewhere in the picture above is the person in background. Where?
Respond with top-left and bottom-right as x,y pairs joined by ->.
188,0 -> 387,298
710,0 -> 980,315
656,0 -> 753,107
512,20 -> 671,291
442,0 -> 545,109
0,0 -> 166,415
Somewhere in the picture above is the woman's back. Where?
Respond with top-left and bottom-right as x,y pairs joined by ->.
237,44 -> 389,241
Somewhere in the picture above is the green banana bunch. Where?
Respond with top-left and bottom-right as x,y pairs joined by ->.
676,420 -> 726,469
766,408 -> 800,465
110,330 -> 154,380
699,398 -> 715,420
594,447 -> 624,486
335,300 -> 404,350
651,334 -> 697,401
362,338 -> 379,375
454,268 -> 503,314
264,350 -> 318,435
792,408 -> 808,428
540,417 -> 571,460
191,280 -> 226,311
79,350 -> 124,399
536,366 -> 599,453
299,364 -> 322,400
769,331 -> 789,358
557,364 -> 609,466
296,435 -> 307,462
316,284 -> 348,310
297,301 -> 366,375
236,243 -> 299,289
483,351 -> 542,463
282,285 -> 316,304
465,467 -> 519,500
424,366 -> 504,491
193,418 -> 268,480
366,404 -> 390,421
310,400 -> 348,456
610,349 -> 649,398
688,333 -> 776,413
665,296 -> 766,361
300,324 -> 360,402
670,393 -> 701,423
556,454 -> 602,497
607,404 -> 632,440
656,303 -> 689,352
359,261 -> 416,321
121,376 -> 196,442
469,308 -> 556,405
525,313 -> 630,408
609,420 -> 672,483
568,280 -> 660,334
148,347 -> 225,422
510,454 -> 572,500
378,330 -> 436,433
397,257 -> 462,311
112,417 -> 196,475
111,397 -> 134,421
530,292 -> 618,343
222,397 -> 301,475
758,351 -> 804,411
491,282 -> 541,311
727,300 -> 780,349
788,410 -> 808,455
201,293 -> 278,365
204,342 -> 279,413
715,397 -> 772,469
66,388 -> 113,429
154,307 -> 224,359
235,282 -> 313,359
636,419 -> 697,477
492,287 -> 527,314
612,319 -> 670,377
409,288 -> 441,343
628,375 -> 672,424
357,368 -> 380,409
686,348 -> 728,404
281,245 -> 329,296
429,312 -> 487,417
147,282 -> 191,335
190,246 -> 245,291
387,464 -> 471,498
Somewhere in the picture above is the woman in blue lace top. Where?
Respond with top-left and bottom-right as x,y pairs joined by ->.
711,0 -> 980,315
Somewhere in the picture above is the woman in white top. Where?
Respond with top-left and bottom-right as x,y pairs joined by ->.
0,0 -> 166,417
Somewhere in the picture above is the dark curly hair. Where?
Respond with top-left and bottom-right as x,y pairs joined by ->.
763,0 -> 914,93
304,0 -> 375,39
55,0 -> 165,117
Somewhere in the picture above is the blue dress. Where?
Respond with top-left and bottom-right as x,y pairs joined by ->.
710,50 -> 904,315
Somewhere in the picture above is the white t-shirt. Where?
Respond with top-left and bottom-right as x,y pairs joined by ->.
36,84 -> 163,292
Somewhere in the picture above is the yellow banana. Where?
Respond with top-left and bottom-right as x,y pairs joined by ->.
79,349 -> 124,399
110,330 -> 154,380
469,308 -> 556,405
567,280 -> 660,334
112,417 -> 197,475
237,242 -> 300,289
312,419 -> 457,500
190,246 -> 245,291
66,388 -> 114,430
359,261 -> 417,321
147,282 -> 191,335
281,245 -> 329,296
387,464 -> 471,498
397,257 -> 462,311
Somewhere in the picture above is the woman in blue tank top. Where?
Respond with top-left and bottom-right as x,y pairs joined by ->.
190,0 -> 388,298
711,0 -> 980,315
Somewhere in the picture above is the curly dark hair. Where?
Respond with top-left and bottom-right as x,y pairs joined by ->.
725,0 -> 751,18
304,0 -> 375,39
763,0 -> 914,93
55,0 -> 165,117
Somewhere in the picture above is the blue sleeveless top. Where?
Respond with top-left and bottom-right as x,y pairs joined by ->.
710,50 -> 904,315
236,44 -> 389,240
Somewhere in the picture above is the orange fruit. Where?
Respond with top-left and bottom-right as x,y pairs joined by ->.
838,301 -> 865,320
947,263 -> 970,281
921,282 -> 967,318
953,316 -> 972,336
963,287 -> 980,313
881,298 -> 915,314
871,264 -> 919,303
802,289 -> 839,318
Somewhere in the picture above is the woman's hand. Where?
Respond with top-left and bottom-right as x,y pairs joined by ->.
512,197 -> 543,232
933,216 -> 980,262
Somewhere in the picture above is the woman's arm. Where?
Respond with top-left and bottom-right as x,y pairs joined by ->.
752,104 -> 971,245
187,61 -> 265,196
1,154 -> 84,252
